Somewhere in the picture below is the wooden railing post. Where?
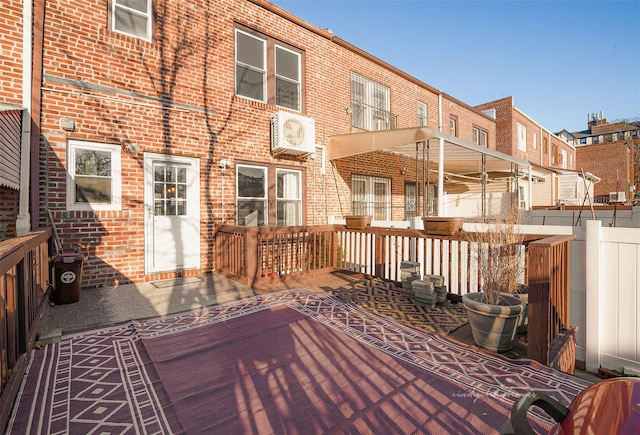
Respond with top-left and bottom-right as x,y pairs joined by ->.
527,235 -> 575,366
527,242 -> 551,365
245,227 -> 259,288
374,228 -> 384,278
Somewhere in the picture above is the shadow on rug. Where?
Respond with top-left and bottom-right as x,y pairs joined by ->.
325,278 -> 469,334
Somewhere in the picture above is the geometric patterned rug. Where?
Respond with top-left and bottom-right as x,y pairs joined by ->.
328,277 -> 469,334
8,289 -> 590,434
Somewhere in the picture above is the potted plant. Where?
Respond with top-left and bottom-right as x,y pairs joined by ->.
462,209 -> 526,352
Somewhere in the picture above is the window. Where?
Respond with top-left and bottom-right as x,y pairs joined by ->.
111,0 -> 152,41
618,132 -> 626,141
551,144 -> 559,165
472,127 -> 488,147
592,136 -> 599,144
350,72 -> 391,131
67,140 -> 122,211
517,123 -> 527,151
533,132 -> 537,150
236,164 -> 302,226
237,165 -> 267,226
404,182 -> 417,219
449,116 -> 457,137
153,164 -> 188,216
561,149 -> 567,169
235,28 -> 301,111
543,137 -> 549,154
417,101 -> 428,127
352,175 -> 390,220
580,138 -> 587,145
276,169 -> 302,226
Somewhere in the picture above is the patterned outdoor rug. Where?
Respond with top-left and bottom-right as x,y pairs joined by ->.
9,290 -> 590,434
330,278 -> 469,334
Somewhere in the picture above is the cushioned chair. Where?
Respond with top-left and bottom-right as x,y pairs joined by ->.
510,377 -> 639,434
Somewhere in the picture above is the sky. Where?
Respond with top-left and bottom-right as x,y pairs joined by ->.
270,0 -> 640,133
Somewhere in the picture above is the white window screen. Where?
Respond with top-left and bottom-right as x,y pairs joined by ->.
276,169 -> 302,226
417,101 -> 428,127
275,46 -> 301,111
112,0 -> 152,41
351,175 -> 391,220
350,72 -> 391,131
237,165 -> 267,226
236,30 -> 266,102
67,141 -> 122,211
517,123 -> 527,151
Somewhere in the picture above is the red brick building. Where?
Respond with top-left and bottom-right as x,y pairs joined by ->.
2,0 -> 550,286
564,113 -> 639,202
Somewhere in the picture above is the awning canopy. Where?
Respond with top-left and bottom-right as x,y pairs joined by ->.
0,108 -> 23,190
329,126 -> 531,174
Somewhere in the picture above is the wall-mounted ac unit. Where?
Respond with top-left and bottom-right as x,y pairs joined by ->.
609,191 -> 626,203
271,111 -> 315,157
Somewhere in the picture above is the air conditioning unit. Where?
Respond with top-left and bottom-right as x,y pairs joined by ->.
609,191 -> 626,203
271,111 -> 315,157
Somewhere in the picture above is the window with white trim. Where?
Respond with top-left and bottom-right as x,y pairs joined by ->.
111,0 -> 152,42
236,164 -> 303,226
67,141 -> 122,211
276,169 -> 302,226
472,127 -> 488,147
350,72 -> 391,131
449,116 -> 457,137
417,101 -> 428,127
517,123 -> 527,151
235,28 -> 301,111
351,175 -> 391,220
237,165 -> 267,226
533,132 -> 537,150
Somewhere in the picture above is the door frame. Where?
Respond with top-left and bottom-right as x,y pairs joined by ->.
143,152 -> 201,274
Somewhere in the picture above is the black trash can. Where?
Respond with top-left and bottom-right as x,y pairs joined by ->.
52,253 -> 84,304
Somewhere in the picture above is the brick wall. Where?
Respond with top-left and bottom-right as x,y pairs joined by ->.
476,96 -> 575,170
576,142 -> 632,198
38,0 -> 499,285
0,0 -> 24,104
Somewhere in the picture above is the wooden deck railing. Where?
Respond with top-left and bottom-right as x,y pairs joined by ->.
527,234 -> 575,368
214,224 -> 575,368
215,225 -> 337,287
0,228 -> 52,429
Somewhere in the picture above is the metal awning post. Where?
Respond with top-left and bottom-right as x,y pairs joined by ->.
437,137 -> 444,217
481,154 -> 487,220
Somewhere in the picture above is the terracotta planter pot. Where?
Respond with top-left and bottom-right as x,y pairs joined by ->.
345,215 -> 372,230
462,292 -> 525,352
422,217 -> 463,236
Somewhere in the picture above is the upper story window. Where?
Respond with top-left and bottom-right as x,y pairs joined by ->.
472,127 -> 488,147
417,101 -> 428,127
580,138 -> 587,144
67,140 -> 122,211
111,0 -> 152,42
235,28 -> 301,111
543,136 -> 549,154
517,123 -> 527,151
592,135 -> 599,144
533,132 -> 537,150
350,72 -> 391,131
551,144 -> 559,165
449,116 -> 457,137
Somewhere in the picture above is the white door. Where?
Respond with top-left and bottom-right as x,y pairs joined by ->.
144,153 -> 200,274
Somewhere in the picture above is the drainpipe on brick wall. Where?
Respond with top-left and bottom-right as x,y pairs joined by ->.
438,93 -> 443,132
16,0 -> 33,235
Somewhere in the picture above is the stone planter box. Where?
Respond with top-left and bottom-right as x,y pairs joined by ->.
422,217 -> 464,236
345,215 -> 372,230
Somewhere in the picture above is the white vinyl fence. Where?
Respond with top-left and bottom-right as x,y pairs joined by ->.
332,215 -> 640,374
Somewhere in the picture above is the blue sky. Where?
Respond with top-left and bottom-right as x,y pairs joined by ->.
270,0 -> 640,133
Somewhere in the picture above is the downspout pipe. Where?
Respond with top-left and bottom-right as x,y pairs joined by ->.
16,0 -> 33,235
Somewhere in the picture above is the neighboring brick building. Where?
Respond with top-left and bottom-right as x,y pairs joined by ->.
3,0 -> 583,286
562,112 -> 640,202
475,96 -> 577,207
